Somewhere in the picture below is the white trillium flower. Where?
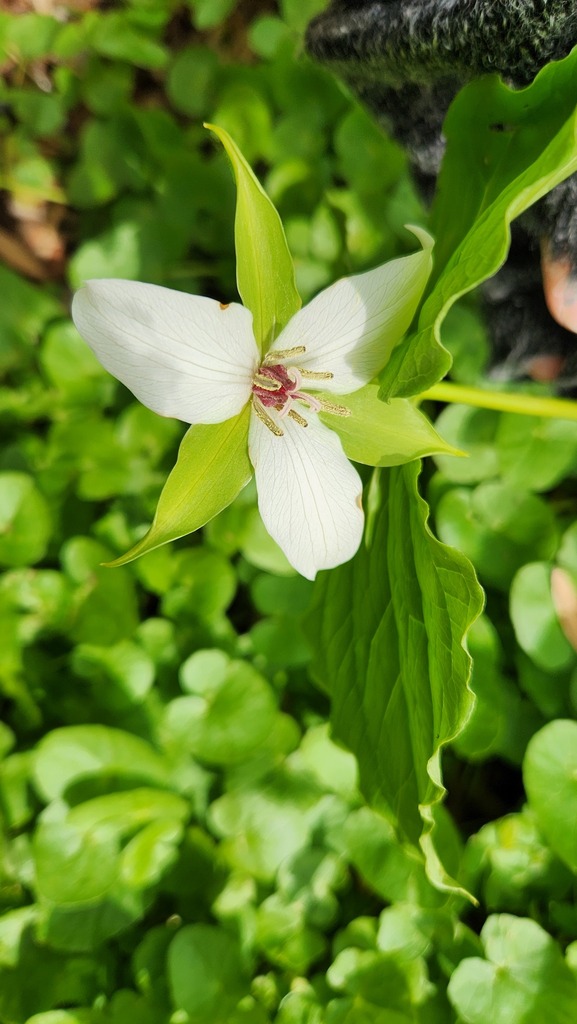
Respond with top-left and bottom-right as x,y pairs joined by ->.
72,236 -> 431,580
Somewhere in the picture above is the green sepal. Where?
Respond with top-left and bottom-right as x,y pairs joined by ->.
205,122 -> 301,353
107,408 -> 252,566
318,384 -> 464,467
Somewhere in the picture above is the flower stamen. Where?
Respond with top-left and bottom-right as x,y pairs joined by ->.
251,348 -> 346,436
319,399 -> 350,417
253,372 -> 283,391
288,409 -> 308,428
298,369 -> 334,381
263,345 -> 306,365
252,397 -> 284,436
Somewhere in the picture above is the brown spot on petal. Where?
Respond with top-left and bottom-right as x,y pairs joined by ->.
355,493 -> 363,511
219,302 -> 230,310
551,567 -> 577,652
541,242 -> 577,334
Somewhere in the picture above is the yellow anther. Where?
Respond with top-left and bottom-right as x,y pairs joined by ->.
263,345 -> 306,364
288,409 -> 308,428
252,398 -> 284,436
298,369 -> 334,381
319,399 -> 350,417
253,373 -> 282,391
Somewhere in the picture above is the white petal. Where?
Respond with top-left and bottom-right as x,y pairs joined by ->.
249,409 -> 364,580
72,280 -> 258,424
270,231 -> 433,394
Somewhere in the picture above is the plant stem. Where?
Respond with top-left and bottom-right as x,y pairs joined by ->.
421,381 -> 577,421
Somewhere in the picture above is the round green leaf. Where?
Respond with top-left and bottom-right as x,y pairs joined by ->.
160,548 -> 237,621
209,777 -> 319,881
524,720 -> 577,872
496,413 -> 577,492
436,484 -> 558,591
72,640 -> 155,709
448,914 -> 577,1024
67,789 -> 189,838
167,46 -> 218,117
510,563 -> 575,671
0,473 -> 51,567
179,648 -> 230,695
120,817 -> 184,888
168,924 -> 249,1022
23,1013 -> 93,1024
41,320 -> 112,402
32,725 -> 170,803
162,660 -> 277,765
433,405 -> 500,483
33,817 -> 120,905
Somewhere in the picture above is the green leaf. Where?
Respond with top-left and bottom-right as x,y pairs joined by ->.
32,725 -> 170,803
189,0 -> 236,30
110,409 -> 252,566
167,45 -> 218,117
447,914 -> 577,1024
162,659 -> 277,765
41,319 -> 113,403
206,122 -> 301,352
3,13 -> 60,60
72,640 -> 155,709
67,789 -> 189,838
319,384 -> 462,467
327,946 -> 429,1013
0,928 -> 102,1023
209,774 -> 320,882
119,817 -> 184,888
495,413 -> 577,493
452,616 -> 540,764
168,924 -> 249,1022
432,406 -> 501,484
0,907 -> 38,967
34,815 -> 120,905
307,463 -> 483,894
0,264 -> 61,368
510,563 -> 575,672
380,48 -> 577,398
523,720 -> 577,873
326,806 -> 443,908
465,807 -> 573,911
61,537 -> 139,646
26,1012 -> 100,1024
0,473 -> 52,567
435,483 -> 558,592
254,892 -> 327,973
92,13 -> 167,68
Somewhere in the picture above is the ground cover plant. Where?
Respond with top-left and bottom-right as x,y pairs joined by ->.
2,2 -> 577,1022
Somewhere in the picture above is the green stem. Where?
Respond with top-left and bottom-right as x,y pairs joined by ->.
421,381 -> 577,422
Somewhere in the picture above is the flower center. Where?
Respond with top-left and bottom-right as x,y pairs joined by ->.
251,345 -> 349,437
252,363 -> 302,410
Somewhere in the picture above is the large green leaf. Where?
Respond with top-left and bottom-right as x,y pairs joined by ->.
109,409 -> 252,566
307,462 -> 483,894
206,123 -> 301,353
380,47 -> 577,398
